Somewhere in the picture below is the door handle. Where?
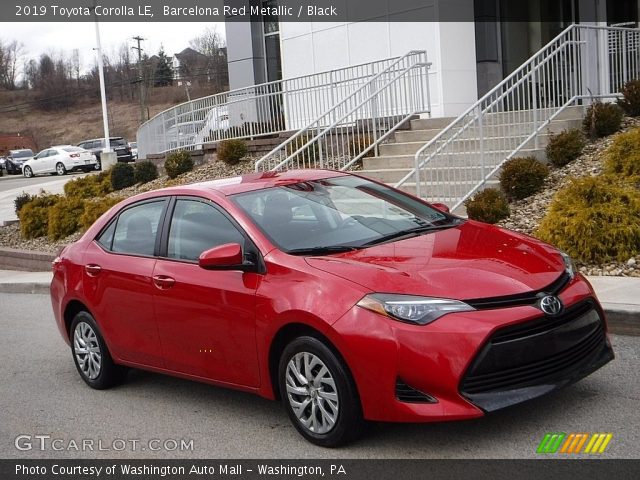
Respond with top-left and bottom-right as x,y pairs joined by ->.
153,275 -> 175,290
84,264 -> 102,276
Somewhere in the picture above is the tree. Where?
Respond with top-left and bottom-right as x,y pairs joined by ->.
154,46 -> 173,87
189,27 -> 228,91
0,40 -> 24,90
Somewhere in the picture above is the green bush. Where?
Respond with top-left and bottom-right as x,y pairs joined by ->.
64,172 -> 112,199
536,176 -> 640,263
164,150 -> 194,179
499,156 -> 550,200
583,101 -> 624,138
603,127 -> 640,180
464,188 -> 510,224
217,139 -> 248,165
18,193 -> 60,239
545,129 -> 585,167
133,161 -> 158,184
47,197 -> 86,240
80,197 -> 124,230
618,79 -> 640,117
285,133 -> 320,165
110,162 -> 136,190
14,192 -> 34,215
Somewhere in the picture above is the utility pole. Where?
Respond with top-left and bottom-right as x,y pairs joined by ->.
132,36 -> 146,124
93,1 -> 110,153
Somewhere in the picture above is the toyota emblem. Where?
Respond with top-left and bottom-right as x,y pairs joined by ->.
539,295 -> 563,316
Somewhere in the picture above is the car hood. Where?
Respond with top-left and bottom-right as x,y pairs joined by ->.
305,221 -> 566,300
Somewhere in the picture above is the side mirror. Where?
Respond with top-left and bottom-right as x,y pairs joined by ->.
198,243 -> 246,271
431,202 -> 450,213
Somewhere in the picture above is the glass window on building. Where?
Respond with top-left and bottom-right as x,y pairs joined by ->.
262,0 -> 282,82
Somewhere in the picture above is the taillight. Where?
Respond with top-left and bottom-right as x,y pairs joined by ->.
70,153 -> 80,158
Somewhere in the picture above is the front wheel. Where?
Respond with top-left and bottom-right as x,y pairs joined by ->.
70,311 -> 127,389
56,162 -> 67,176
278,336 -> 363,447
23,166 -> 33,178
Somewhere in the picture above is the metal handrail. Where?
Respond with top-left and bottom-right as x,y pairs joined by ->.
395,24 -> 640,210
136,52 -> 427,159
255,52 -> 431,172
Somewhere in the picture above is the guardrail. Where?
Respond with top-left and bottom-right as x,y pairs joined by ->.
136,52 -> 428,159
394,25 -> 640,210
254,51 -> 430,172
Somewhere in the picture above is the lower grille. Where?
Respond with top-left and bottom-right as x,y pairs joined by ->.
395,379 -> 437,403
460,299 -> 614,411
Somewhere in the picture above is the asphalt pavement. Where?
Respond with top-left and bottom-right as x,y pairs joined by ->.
1,293 -> 638,459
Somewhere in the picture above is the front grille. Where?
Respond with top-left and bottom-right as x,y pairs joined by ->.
395,379 -> 437,403
460,299 -> 613,409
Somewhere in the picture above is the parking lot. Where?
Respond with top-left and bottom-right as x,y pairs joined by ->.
1,293 -> 638,459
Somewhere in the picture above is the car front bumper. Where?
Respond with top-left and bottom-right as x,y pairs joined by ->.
331,274 -> 614,423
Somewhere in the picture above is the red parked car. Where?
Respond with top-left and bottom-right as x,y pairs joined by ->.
50,170 -> 614,446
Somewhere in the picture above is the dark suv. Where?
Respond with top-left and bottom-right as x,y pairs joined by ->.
4,149 -> 35,174
77,137 -> 134,170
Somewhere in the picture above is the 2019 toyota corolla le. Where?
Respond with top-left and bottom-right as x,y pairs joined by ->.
50,170 -> 614,446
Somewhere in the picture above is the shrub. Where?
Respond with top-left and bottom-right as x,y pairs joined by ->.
536,176 -> 640,263
583,101 -> 623,138
217,139 -> 248,165
133,161 -> 158,184
164,150 -> 194,179
18,193 -> 60,239
285,133 -> 320,165
80,197 -> 124,230
499,156 -> 550,200
603,127 -> 640,180
47,197 -> 86,240
110,162 -> 135,190
14,192 -> 34,215
618,79 -> 640,117
64,172 -> 112,199
348,134 -> 375,160
545,129 -> 585,167
464,188 -> 510,224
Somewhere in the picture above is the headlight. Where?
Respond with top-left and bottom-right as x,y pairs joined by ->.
560,251 -> 576,279
356,293 -> 475,325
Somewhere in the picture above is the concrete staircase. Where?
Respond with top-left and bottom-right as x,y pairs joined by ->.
361,106 -> 585,210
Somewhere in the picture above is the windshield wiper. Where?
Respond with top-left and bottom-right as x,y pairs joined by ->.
360,220 -> 462,247
287,245 -> 361,256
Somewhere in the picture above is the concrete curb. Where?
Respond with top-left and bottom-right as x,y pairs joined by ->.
0,279 -> 637,336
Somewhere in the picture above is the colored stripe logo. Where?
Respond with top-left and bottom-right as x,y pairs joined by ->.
537,433 -> 613,454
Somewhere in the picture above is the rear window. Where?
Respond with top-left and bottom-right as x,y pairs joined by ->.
110,138 -> 127,146
63,147 -> 83,153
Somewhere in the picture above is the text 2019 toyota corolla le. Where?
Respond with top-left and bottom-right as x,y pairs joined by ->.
50,170 -> 614,446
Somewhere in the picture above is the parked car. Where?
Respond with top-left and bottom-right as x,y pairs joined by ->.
23,146 -> 97,177
50,170 -> 614,447
0,156 -> 6,171
4,149 -> 35,174
77,137 -> 134,170
128,142 -> 138,160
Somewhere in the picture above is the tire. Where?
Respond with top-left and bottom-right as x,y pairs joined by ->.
70,311 -> 127,390
278,336 -> 363,447
23,166 -> 33,178
94,155 -> 101,171
56,162 -> 67,176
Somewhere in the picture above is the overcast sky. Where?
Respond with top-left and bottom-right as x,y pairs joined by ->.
0,21 -> 225,72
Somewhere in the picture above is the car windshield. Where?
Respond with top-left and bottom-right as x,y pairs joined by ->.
63,147 -> 83,153
11,150 -> 33,158
232,175 -> 461,254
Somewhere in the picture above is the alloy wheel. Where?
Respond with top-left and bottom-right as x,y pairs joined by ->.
285,352 -> 339,434
73,321 -> 102,380
56,163 -> 65,175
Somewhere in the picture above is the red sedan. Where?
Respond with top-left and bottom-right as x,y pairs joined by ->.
50,170 -> 614,446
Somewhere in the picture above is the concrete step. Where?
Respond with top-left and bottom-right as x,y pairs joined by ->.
410,116 -> 457,130
394,118 -> 582,143
362,165 -> 506,184
393,179 -> 501,200
363,148 -> 545,170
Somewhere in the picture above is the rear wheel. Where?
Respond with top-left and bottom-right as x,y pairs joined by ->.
70,311 -> 127,389
23,166 -> 33,178
56,162 -> 67,176
278,336 -> 363,447
94,157 -> 101,171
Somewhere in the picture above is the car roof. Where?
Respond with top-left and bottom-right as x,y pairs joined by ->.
157,169 -> 349,196
9,149 -> 33,153
79,137 -> 124,142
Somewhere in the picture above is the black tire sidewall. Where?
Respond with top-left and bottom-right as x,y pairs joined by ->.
56,163 -> 66,175
70,311 -> 123,390
24,167 -> 32,177
278,336 -> 362,447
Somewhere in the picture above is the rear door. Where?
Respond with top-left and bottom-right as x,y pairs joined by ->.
82,198 -> 169,367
